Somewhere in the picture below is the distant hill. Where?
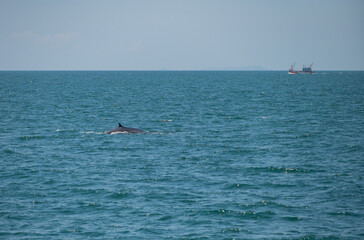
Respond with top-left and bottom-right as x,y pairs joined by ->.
202,66 -> 266,71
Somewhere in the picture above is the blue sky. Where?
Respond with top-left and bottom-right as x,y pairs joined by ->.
0,0 -> 363,70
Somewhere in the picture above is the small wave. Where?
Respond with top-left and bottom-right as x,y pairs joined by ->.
150,131 -> 168,135
19,135 -> 46,140
282,216 -> 302,221
3,148 -> 21,155
240,200 -> 292,209
205,209 -> 275,219
68,187 -> 106,197
221,227 -> 242,233
294,234 -> 341,240
56,129 -> 80,133
109,192 -> 130,199
263,182 -> 298,188
3,149 -> 13,154
158,215 -> 173,221
344,145 -> 361,153
159,119 -> 173,122
328,211 -> 359,216
294,133 -> 314,139
239,210 -> 275,219
79,201 -> 98,207
225,183 -> 255,190
223,148 -> 253,155
248,166 -> 321,174
80,131 -> 104,134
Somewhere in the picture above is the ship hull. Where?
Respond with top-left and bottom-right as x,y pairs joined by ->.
288,72 -> 316,74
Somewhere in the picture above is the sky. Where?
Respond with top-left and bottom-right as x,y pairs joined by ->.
0,0 -> 363,70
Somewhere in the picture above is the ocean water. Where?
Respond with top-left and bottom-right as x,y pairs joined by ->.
0,71 -> 363,239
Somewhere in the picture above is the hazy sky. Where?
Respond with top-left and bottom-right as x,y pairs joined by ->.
0,0 -> 363,70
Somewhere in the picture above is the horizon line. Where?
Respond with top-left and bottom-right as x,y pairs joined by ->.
1,69 -> 364,72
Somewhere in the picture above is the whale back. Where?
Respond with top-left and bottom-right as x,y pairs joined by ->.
106,124 -> 145,134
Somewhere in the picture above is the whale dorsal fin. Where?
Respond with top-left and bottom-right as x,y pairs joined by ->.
118,123 -> 123,127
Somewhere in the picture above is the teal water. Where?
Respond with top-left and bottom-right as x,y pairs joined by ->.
1,71 -> 363,239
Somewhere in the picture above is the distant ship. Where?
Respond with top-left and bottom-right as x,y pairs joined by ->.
289,63 -> 316,74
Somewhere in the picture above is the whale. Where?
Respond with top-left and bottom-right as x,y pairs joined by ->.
106,123 -> 145,134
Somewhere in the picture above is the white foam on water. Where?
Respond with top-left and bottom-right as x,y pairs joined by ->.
80,131 -> 104,134
150,131 -> 168,135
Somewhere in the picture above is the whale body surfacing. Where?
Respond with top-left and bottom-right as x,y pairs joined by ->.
106,123 -> 145,134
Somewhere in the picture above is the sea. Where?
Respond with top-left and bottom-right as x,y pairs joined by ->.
0,71 -> 363,239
